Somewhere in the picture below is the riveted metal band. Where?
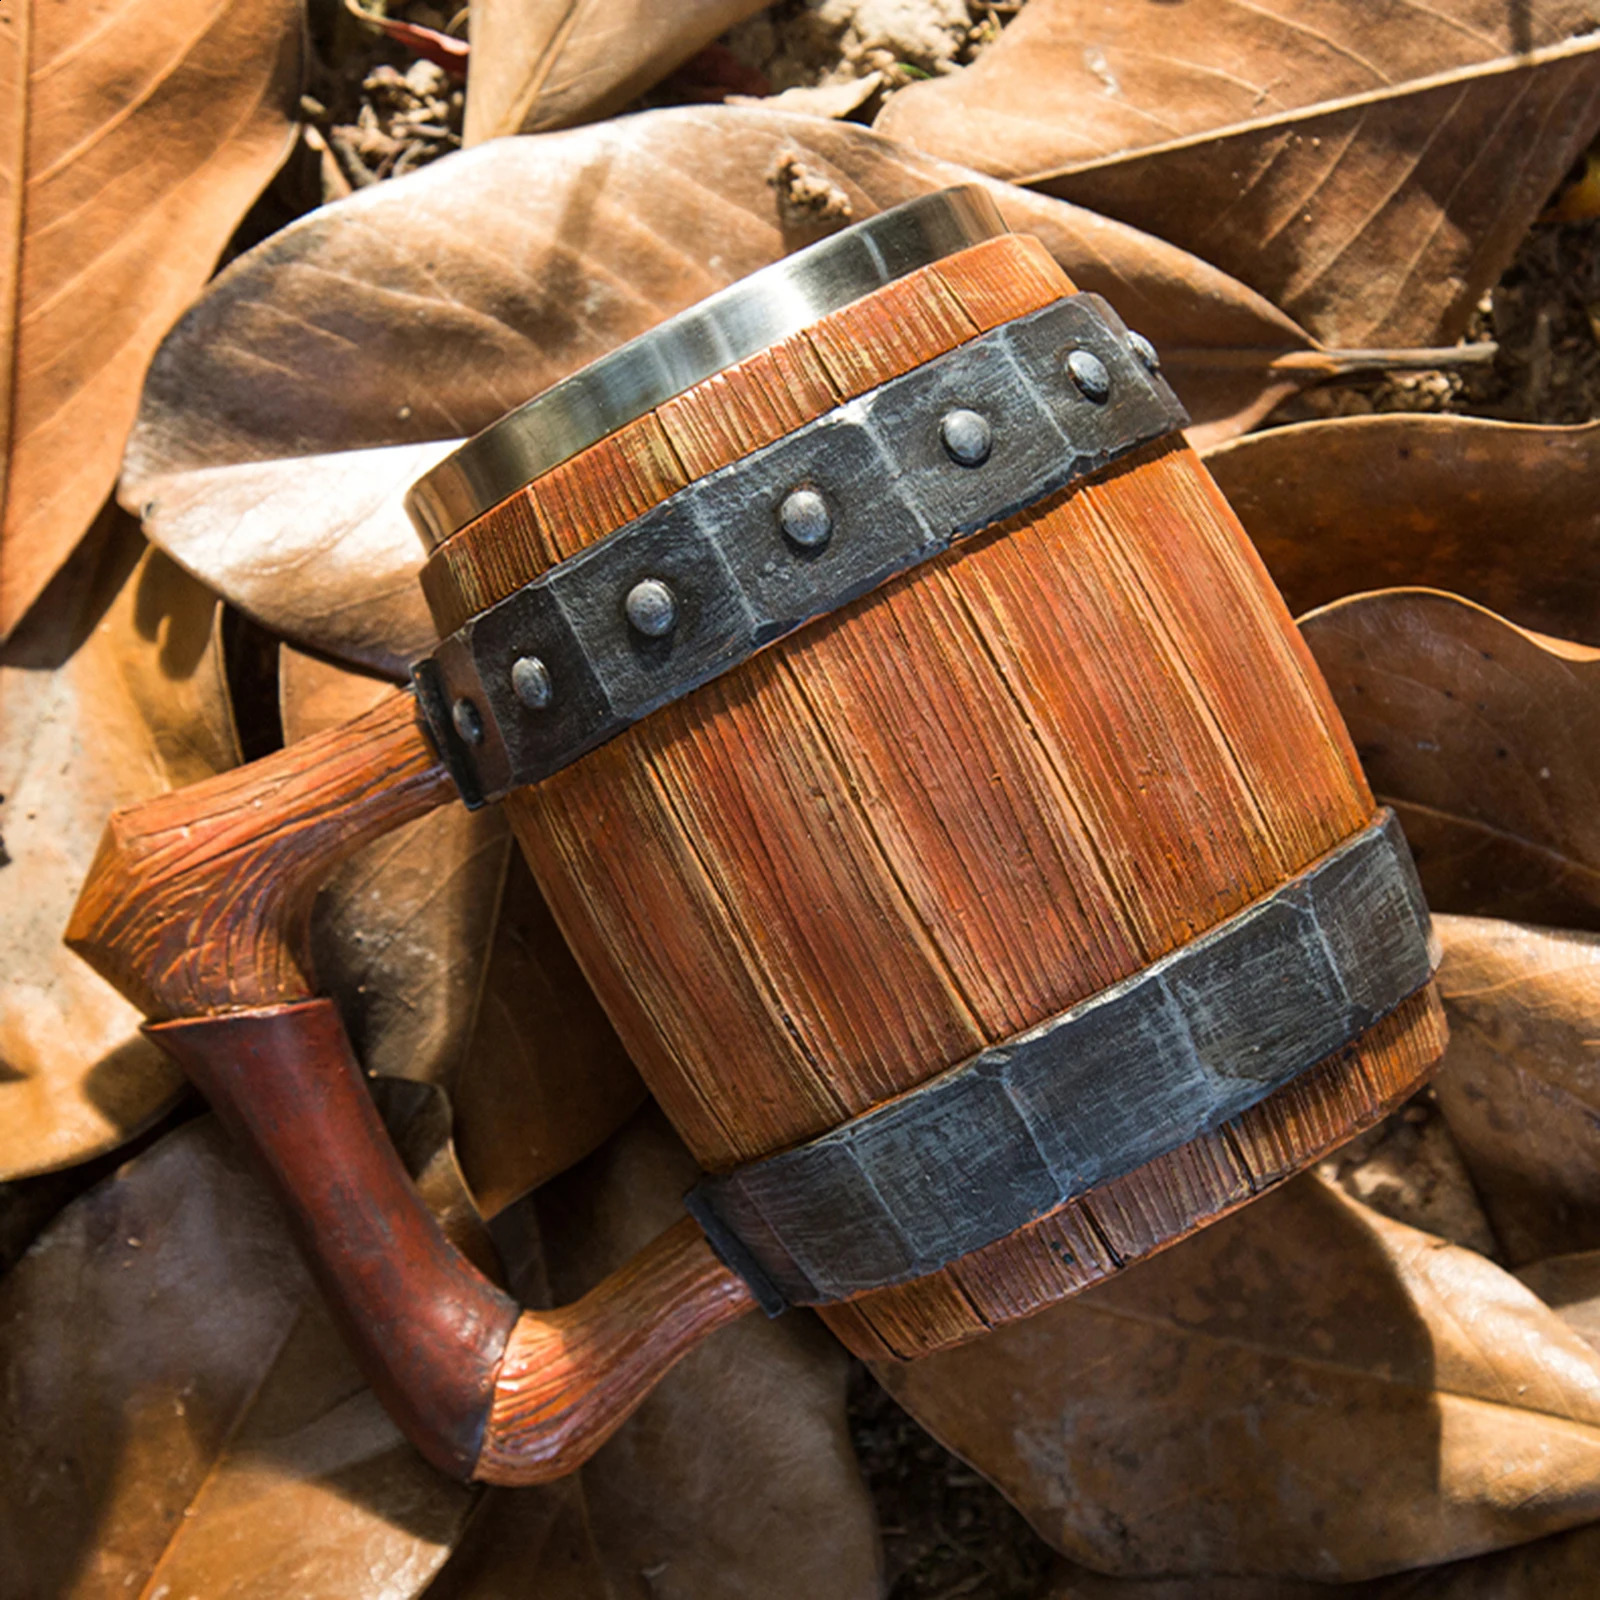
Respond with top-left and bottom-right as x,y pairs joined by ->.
685,810 -> 1438,1314
411,293 -> 1188,808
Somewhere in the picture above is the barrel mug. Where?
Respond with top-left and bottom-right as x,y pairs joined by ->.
69,188 -> 1448,1483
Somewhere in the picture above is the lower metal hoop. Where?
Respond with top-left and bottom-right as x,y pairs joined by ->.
687,810 -> 1437,1311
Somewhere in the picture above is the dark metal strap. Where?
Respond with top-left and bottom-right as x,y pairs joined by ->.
413,294 -> 1187,807
686,811 -> 1437,1313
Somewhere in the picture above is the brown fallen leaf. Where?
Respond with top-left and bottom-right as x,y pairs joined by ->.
1206,416 -> 1600,645
0,1109 -> 183,1278
0,514 -> 239,1180
119,106 -> 1327,672
1522,1252 -> 1600,1353
1431,916 -> 1600,1267
1316,1089 -> 1499,1259
421,1477 -> 607,1599
730,73 -> 886,121
878,1174 -> 1600,1581
878,4 -> 1600,347
1365,1525 -> 1600,1600
0,1086 -> 484,1600
464,0 -> 771,140
1046,1522 -> 1600,1597
126,440 -> 456,677
282,646 -> 516,1092
449,848 -> 646,1217
424,1106 -> 884,1599
280,645 -> 645,1215
1033,36 -> 1600,349
1045,1564 -> 1339,1598
0,0 -> 303,640
877,0 -> 1597,179
1300,590 -> 1600,929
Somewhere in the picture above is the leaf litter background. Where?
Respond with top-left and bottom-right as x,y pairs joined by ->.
7,0 -> 1600,1595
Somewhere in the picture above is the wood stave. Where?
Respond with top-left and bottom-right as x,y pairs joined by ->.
422,233 -> 1446,1356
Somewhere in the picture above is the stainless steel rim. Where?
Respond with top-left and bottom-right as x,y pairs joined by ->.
404,185 -> 1010,549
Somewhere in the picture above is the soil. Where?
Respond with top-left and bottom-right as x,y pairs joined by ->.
723,0 -> 1021,99
850,1361 -> 1057,1599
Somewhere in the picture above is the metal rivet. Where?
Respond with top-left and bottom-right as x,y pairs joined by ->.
779,486 -> 832,549
511,654 -> 552,711
1128,330 -> 1160,373
939,408 -> 992,467
452,697 -> 484,745
625,578 -> 678,638
1065,349 -> 1111,402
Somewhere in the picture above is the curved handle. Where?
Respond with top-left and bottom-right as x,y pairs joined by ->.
66,689 -> 455,1018
65,692 -> 756,1481
149,999 -> 754,1481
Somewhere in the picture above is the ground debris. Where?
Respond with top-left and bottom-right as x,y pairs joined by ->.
1318,1089 -> 1501,1259
849,1361 -> 1055,1599
724,0 -> 1023,104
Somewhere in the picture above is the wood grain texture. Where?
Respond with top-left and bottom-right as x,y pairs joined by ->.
478,1216 -> 756,1485
66,690 -> 454,1018
833,983 -> 1446,1361
67,686 -> 759,1486
148,999 -> 753,1483
685,811 -> 1435,1305
66,225 -> 1450,1457
149,999 -> 520,1479
425,231 -> 1445,1358
419,235 -> 1058,636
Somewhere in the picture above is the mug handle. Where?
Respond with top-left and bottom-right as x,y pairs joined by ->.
66,689 -> 755,1482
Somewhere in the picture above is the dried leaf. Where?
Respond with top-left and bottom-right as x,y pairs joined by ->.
1033,36 -> 1600,348
283,646 -> 516,1093
464,0 -> 770,140
425,1107 -> 883,1599
1300,590 -> 1600,928
449,848 -> 646,1217
1364,1525 -> 1600,1600
0,0 -> 303,639
1521,1252 -> 1600,1353
877,4 -> 1600,346
132,441 -> 454,678
1046,1526 -> 1600,1597
0,1114 -> 179,1278
1316,1092 -> 1499,1258
1205,416 -> 1600,645
877,1174 -> 1600,1581
877,0 -> 1596,177
421,1477 -> 606,1599
278,638 -> 397,736
0,516 -> 239,1179
281,645 -> 644,1214
731,73 -> 886,120
1045,1566 -> 1336,1598
120,107 -> 1324,671
1432,915 -> 1600,1267
0,1091 -> 483,1600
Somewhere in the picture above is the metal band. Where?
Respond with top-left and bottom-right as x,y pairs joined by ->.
685,810 -> 1437,1313
404,187 -> 1010,548
413,293 -> 1188,807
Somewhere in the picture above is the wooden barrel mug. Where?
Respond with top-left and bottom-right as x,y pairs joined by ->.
68,188 -> 1449,1484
